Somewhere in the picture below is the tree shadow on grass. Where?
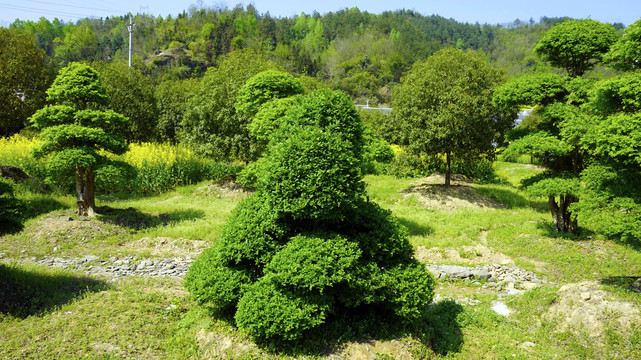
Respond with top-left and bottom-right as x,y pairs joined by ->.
254,300 -> 464,358
398,217 -> 434,237
535,222 -> 595,241
1,197 -> 67,236
600,276 -> 641,294
475,187 -> 548,211
95,206 -> 205,230
0,262 -> 109,318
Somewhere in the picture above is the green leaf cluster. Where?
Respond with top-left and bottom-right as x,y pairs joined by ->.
534,19 -> 619,77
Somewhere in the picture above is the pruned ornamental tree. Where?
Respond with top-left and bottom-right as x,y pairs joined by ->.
393,48 -> 512,186
186,89 -> 434,343
535,19 -> 619,77
494,73 -> 594,233
30,62 -> 128,216
494,19 -> 619,234
575,72 -> 641,241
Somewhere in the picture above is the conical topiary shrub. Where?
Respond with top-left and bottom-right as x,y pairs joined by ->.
185,89 -> 435,342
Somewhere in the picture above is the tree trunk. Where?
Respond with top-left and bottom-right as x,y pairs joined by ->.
76,166 -> 88,216
445,151 -> 451,186
75,166 -> 96,217
548,195 -> 578,234
84,169 -> 96,216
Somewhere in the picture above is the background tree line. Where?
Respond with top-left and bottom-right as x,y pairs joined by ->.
2,5 -> 588,140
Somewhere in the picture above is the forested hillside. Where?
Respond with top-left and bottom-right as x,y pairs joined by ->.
5,5 -> 591,112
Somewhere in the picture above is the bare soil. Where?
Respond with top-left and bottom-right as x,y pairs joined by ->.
401,174 -> 505,210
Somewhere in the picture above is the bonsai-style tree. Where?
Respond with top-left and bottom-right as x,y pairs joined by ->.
186,89 -> 435,342
494,19 -> 620,234
604,19 -> 641,72
535,19 -> 619,77
393,48 -> 512,186
575,72 -> 641,241
30,62 -> 129,216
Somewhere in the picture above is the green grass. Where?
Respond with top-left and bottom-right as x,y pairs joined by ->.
1,163 -> 640,359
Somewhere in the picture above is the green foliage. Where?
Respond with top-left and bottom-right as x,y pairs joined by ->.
493,72 -> 566,109
604,19 -> 641,71
0,27 -> 49,137
573,164 -> 641,242
29,62 -> 129,215
260,126 -> 365,221
362,123 -> 395,174
235,70 -> 304,117
523,172 -> 581,198
234,280 -> 333,341
184,247 -> 253,310
582,112 -> 641,165
92,62 -> 159,142
187,88 -> 434,342
214,192 -> 289,267
180,49 -> 280,161
155,78 -> 200,143
393,48 -> 509,185
534,19 -> 619,77
94,161 -> 137,194
46,62 -> 109,108
264,233 -> 361,291
586,73 -> 641,116
0,179 -> 23,234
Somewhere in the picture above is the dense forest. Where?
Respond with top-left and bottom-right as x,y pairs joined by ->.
3,5 -> 601,124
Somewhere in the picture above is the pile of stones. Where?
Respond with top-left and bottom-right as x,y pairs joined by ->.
7,255 -> 193,279
425,263 -> 548,292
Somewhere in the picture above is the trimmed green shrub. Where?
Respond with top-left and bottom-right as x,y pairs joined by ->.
214,192 -> 289,267
186,89 -> 435,343
264,233 -> 361,290
184,247 -> 253,311
235,279 -> 333,341
260,126 -> 365,221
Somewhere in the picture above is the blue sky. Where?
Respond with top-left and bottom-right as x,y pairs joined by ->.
1,0 -> 639,27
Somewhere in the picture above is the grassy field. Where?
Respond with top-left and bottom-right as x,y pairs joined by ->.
1,162 -> 640,359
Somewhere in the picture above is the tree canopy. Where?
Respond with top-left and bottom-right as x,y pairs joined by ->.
180,49 -> 280,161
0,28 -> 49,136
393,48 -> 510,185
534,19 -> 619,77
30,63 -> 129,216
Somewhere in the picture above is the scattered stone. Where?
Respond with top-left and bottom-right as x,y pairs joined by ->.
581,292 -> 592,301
491,301 -> 511,316
425,263 -> 547,293
519,341 -> 536,350
2,255 -> 194,278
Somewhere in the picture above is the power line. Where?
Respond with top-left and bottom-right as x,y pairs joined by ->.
24,0 -> 127,15
0,3 -> 96,18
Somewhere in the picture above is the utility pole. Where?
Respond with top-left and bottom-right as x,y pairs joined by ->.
127,16 -> 134,67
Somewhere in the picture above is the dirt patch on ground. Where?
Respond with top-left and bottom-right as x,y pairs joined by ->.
196,330 -> 258,359
401,174 -> 505,210
124,237 -> 208,257
194,180 -> 254,199
414,245 -> 514,266
24,210 -> 118,242
545,281 -> 641,338
333,339 -> 414,359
